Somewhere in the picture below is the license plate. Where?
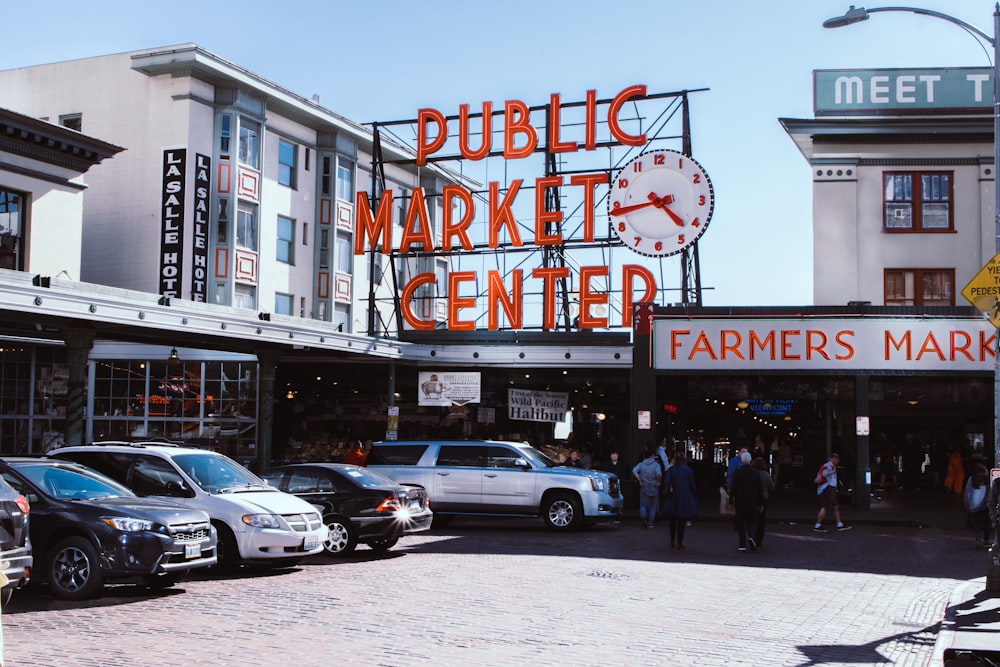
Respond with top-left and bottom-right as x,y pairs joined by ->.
185,542 -> 201,559
303,536 -> 319,550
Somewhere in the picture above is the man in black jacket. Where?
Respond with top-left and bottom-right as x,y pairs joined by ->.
731,451 -> 763,552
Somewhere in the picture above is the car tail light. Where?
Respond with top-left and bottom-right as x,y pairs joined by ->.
375,494 -> 402,512
14,494 -> 29,515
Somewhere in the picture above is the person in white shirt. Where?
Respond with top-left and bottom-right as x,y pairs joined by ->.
813,453 -> 851,532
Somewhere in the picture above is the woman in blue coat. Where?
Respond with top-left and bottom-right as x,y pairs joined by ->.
661,451 -> 699,549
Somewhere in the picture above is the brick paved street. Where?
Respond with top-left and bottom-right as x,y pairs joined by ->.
1,516 -> 988,667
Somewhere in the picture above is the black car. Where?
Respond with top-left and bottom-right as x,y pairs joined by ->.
0,474 -> 31,607
261,463 -> 432,556
0,457 -> 217,600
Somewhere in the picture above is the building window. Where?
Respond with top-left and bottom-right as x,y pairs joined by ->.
335,234 -> 352,273
883,171 -> 952,231
239,119 -> 260,169
219,115 -> 232,157
884,269 -> 955,306
236,204 -> 257,251
277,216 -> 294,264
214,282 -> 229,306
59,114 -> 82,131
319,229 -> 330,270
336,160 -> 354,201
234,283 -> 257,310
278,139 -> 297,189
274,293 -> 293,316
321,156 -> 332,197
0,188 -> 24,271
334,303 -> 350,332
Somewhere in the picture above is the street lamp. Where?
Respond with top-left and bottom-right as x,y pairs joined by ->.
825,5 -> 1000,472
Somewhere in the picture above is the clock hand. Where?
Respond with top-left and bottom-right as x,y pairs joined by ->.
610,192 -> 661,216
653,198 -> 685,226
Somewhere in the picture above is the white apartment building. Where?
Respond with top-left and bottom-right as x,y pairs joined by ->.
0,43 -> 459,334
781,67 -> 994,307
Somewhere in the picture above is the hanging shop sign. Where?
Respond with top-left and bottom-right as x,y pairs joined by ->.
356,85 -> 708,331
418,371 -> 481,407
159,148 -> 187,299
651,316 -> 996,372
508,388 -> 569,423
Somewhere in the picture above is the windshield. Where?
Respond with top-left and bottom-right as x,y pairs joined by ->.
173,453 -> 264,493
17,463 -> 134,500
339,466 -> 399,489
512,444 -> 559,468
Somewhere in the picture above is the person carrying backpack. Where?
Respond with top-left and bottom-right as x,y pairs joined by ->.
813,453 -> 851,532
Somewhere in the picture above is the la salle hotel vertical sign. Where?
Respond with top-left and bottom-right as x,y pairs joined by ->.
159,148 -> 211,302
159,149 -> 186,298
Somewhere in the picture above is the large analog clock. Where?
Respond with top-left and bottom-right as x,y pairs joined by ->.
608,149 -> 714,257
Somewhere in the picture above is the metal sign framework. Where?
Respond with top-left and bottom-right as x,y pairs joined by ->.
364,88 -> 708,337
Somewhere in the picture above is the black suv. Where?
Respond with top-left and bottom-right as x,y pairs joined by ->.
0,474 -> 31,606
0,457 -> 217,600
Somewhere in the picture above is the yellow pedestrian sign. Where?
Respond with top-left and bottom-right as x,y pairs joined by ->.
962,252 -> 1000,327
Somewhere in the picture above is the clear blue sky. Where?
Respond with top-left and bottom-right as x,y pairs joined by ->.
2,0 -> 995,307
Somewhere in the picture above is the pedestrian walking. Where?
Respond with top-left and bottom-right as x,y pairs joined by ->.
752,456 -> 775,548
661,451 -> 698,549
730,451 -> 762,551
963,463 -> 991,549
343,440 -> 367,466
603,449 -> 629,522
725,447 -> 748,491
633,446 -> 662,529
813,452 -> 851,532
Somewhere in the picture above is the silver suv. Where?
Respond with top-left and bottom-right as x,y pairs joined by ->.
367,440 -> 622,531
50,443 -> 327,570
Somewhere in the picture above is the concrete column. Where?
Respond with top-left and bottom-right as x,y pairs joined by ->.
854,373 -> 870,510
255,349 -> 278,473
62,327 -> 94,448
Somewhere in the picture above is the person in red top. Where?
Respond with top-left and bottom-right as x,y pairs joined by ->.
343,440 -> 367,466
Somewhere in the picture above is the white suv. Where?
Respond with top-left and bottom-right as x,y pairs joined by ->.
50,443 -> 327,570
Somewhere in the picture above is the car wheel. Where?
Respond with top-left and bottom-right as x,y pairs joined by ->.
213,522 -> 240,572
322,515 -> 357,556
543,492 -> 583,531
0,587 -> 12,608
47,536 -> 104,601
366,536 -> 399,553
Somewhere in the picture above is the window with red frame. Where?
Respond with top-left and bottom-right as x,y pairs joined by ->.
883,171 -> 952,231
884,269 -> 954,305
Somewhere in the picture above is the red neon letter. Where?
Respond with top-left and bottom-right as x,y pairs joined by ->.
416,108 -> 447,166
534,176 -> 563,246
621,265 -> 657,328
547,93 -> 576,154
400,273 -> 436,330
532,267 -> 570,330
441,185 -> 475,251
504,99 -> 537,159
488,180 -> 524,248
608,85 -> 647,147
448,271 -> 477,331
399,188 -> 433,253
487,269 -> 523,330
571,172 -> 606,242
459,102 -> 492,161
577,265 -> 609,330
354,190 -> 393,254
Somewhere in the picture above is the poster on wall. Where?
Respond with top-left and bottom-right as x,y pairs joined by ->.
508,388 -> 569,423
418,371 -> 481,406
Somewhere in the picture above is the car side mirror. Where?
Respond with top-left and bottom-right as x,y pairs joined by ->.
164,480 -> 190,497
514,458 -> 530,470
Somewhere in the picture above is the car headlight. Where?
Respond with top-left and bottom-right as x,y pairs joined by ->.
589,476 -> 607,492
102,517 -> 154,532
242,514 -> 281,528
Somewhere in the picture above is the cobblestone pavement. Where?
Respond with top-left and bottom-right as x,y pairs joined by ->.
1,517 -> 987,667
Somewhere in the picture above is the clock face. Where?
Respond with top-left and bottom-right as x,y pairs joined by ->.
608,149 -> 714,257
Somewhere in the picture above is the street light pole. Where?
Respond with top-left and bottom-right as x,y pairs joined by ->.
825,4 -> 1000,592
825,5 -> 1000,472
